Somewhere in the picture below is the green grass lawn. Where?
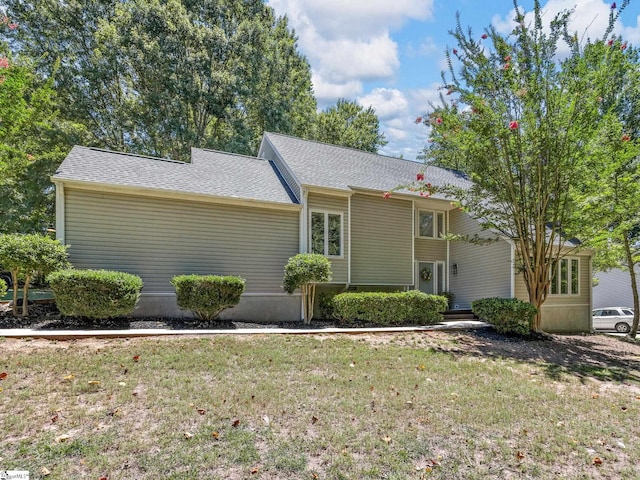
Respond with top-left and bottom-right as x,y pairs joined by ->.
1,332 -> 639,479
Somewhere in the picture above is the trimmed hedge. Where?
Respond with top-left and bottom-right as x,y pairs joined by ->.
47,269 -> 143,319
471,297 -> 537,335
332,290 -> 448,326
0,278 -> 6,299
172,275 -> 245,321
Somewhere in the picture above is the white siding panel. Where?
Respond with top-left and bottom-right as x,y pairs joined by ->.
350,194 -> 413,285
448,209 -> 512,308
65,188 -> 299,294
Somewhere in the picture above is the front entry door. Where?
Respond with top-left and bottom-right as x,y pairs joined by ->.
418,262 -> 435,294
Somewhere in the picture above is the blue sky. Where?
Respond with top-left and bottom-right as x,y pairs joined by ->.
267,0 -> 640,160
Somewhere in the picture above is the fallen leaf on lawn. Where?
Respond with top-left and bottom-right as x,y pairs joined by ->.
0,387 -> 3,392
311,474 -> 319,479
416,365 -> 425,371
212,431 -> 220,440
133,355 -> 140,362
62,374 -> 75,381
349,362 -> 355,368
88,380 -> 100,385
250,466 -> 260,474
311,416 -> 318,424
55,434 -> 70,443
593,457 -> 603,466
262,415 -> 270,425
118,381 -> 126,387
51,413 -> 59,424
197,408 -> 206,415
382,436 -> 391,444
516,450 -> 525,460
232,419 -> 240,428
40,466 -> 51,476
100,477 -> 108,480
617,440 -> 626,449
426,459 -> 440,467
0,372 -> 7,380
183,432 -> 193,439
592,394 -> 599,399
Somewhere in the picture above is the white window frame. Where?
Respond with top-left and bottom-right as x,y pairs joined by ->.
549,257 -> 580,296
309,210 -> 343,258
417,210 -> 445,239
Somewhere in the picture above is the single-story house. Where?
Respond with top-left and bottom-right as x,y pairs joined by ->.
51,132 -> 592,331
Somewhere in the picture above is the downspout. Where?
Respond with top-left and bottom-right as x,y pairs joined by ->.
446,209 -> 450,292
299,188 -> 308,320
510,239 -> 515,297
347,194 -> 351,289
412,200 -> 416,290
55,182 -> 65,245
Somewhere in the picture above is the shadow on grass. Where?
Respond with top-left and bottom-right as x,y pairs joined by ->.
433,327 -> 640,384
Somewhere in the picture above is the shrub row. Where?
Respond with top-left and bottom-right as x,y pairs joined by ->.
332,290 -> 448,326
172,275 -> 245,321
48,270 -> 144,319
471,297 -> 537,335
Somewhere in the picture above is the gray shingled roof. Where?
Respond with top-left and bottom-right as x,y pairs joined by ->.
53,146 -> 297,205
263,132 -> 472,197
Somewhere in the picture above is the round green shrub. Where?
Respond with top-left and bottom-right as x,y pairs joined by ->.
47,269 -> 143,319
171,275 -> 246,321
332,290 -> 448,326
471,297 -> 537,335
0,278 -> 7,299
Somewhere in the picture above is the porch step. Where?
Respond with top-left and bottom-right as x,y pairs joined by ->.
443,309 -> 478,321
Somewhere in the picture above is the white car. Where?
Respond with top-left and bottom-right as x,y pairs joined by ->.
592,307 -> 635,333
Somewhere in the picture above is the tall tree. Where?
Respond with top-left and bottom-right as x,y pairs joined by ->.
0,18 -> 82,233
415,1 -> 626,331
3,0 -> 317,160
578,38 -> 640,338
312,99 -> 387,153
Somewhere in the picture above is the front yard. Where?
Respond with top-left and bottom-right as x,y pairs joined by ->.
1,330 -> 639,479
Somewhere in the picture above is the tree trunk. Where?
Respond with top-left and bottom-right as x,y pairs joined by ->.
623,235 -> 639,339
527,268 -> 547,331
21,275 -> 31,317
11,270 -> 18,316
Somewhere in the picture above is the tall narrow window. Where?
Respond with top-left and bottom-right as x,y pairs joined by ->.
550,257 -> 579,295
310,211 -> 342,257
571,259 -> 579,294
437,262 -> 445,294
419,211 -> 434,237
437,212 -> 445,238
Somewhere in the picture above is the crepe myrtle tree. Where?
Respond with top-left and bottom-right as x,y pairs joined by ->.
0,233 -> 69,316
283,253 -> 331,324
389,1 -> 629,331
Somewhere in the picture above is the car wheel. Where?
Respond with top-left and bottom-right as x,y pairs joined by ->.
615,322 -> 631,333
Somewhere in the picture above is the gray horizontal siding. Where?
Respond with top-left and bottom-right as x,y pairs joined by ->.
448,209 -> 512,308
307,193 -> 348,283
593,268 -> 639,309
414,239 -> 446,261
64,188 -> 299,294
350,194 -> 412,285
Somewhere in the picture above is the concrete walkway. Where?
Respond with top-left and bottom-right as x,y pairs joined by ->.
0,320 -> 489,340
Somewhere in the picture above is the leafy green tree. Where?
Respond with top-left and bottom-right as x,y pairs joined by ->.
414,1 -> 626,331
283,253 -> 332,324
3,0 -> 316,160
0,234 -> 69,316
0,19 -> 81,234
312,99 -> 387,153
578,38 -> 640,338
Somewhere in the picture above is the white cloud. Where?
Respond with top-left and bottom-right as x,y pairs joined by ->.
312,73 -> 362,105
492,0 -> 635,46
357,88 -> 408,120
268,0 -> 434,104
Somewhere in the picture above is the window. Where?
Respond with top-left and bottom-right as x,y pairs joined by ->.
310,211 -> 342,256
418,210 -> 445,238
550,257 -> 579,295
